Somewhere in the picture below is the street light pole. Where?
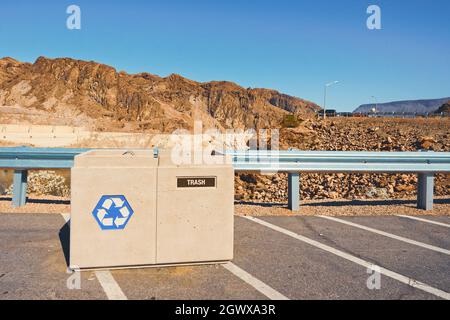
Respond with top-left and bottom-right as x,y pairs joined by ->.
323,81 -> 339,120
371,95 -> 378,114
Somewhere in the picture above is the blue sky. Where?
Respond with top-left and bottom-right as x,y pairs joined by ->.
1,0 -> 449,111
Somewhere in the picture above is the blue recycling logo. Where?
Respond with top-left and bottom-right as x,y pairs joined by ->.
92,195 -> 134,230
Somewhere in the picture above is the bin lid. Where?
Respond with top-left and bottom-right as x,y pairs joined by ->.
74,149 -> 158,168
158,149 -> 232,168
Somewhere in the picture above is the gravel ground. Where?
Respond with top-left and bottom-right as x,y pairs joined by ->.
1,194 -> 448,217
0,195 -> 70,214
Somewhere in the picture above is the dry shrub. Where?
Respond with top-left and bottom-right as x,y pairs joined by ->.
6,170 -> 70,197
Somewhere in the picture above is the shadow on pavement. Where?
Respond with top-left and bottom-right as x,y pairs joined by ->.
0,197 -> 70,205
235,200 -> 286,207
236,197 -> 450,208
59,221 -> 70,267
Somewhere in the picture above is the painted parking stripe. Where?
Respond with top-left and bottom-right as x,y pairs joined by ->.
223,262 -> 289,300
95,270 -> 127,300
397,215 -> 450,228
244,216 -> 450,300
319,216 -> 450,255
61,213 -> 70,223
60,213 -> 128,300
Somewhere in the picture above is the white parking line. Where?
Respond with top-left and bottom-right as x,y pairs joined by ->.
244,216 -> 450,300
61,213 -> 70,223
397,215 -> 450,228
223,262 -> 289,300
60,213 -> 127,300
95,270 -> 127,300
319,216 -> 450,256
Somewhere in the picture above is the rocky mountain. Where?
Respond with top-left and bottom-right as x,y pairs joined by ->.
354,97 -> 450,114
435,101 -> 450,114
0,56 -> 320,132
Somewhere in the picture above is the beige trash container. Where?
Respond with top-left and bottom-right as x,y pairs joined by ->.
70,149 -> 233,270
70,150 -> 158,269
156,150 -> 234,265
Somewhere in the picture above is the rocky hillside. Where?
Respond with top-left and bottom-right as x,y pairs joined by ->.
0,56 -> 320,132
2,117 -> 448,203
354,97 -> 450,114
236,117 -> 450,203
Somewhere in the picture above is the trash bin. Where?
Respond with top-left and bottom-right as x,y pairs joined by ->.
155,150 -> 234,265
70,150 -> 159,269
70,149 -> 234,270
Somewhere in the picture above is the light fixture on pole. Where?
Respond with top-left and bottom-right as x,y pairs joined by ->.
323,81 -> 339,119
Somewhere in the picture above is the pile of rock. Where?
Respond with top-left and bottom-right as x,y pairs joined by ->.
280,118 -> 450,152
235,172 -> 449,203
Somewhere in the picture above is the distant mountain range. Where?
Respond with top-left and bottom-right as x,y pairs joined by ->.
354,97 -> 450,114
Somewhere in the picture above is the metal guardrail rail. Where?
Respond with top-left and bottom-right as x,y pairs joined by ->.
1,147 -> 449,210
228,150 -> 450,173
0,147 -> 89,169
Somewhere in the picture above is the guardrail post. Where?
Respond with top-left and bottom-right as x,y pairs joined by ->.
12,170 -> 28,207
417,173 -> 434,211
288,173 -> 300,211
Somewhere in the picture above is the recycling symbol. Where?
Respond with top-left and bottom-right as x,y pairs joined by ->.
92,195 -> 134,230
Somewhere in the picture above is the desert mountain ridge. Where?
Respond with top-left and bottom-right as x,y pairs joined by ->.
0,56 -> 320,132
354,97 -> 450,114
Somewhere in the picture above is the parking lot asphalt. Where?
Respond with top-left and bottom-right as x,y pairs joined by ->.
0,214 -> 105,299
0,212 -> 449,300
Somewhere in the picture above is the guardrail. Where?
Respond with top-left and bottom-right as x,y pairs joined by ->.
0,147 -> 88,206
1,147 -> 449,210
228,150 -> 450,211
